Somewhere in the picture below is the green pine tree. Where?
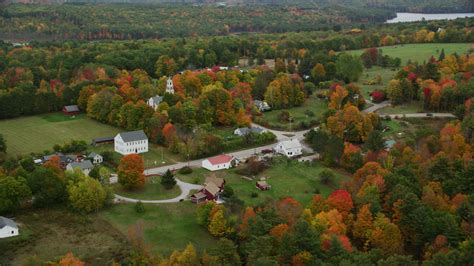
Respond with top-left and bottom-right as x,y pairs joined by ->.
161,169 -> 177,190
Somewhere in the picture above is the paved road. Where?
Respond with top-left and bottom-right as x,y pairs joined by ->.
385,113 -> 456,119
114,178 -> 202,204
362,100 -> 391,113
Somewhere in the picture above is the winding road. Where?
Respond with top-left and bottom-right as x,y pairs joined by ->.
114,101 -> 455,204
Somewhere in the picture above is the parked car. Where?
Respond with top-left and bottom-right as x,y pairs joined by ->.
426,113 -> 433,117
261,149 -> 273,154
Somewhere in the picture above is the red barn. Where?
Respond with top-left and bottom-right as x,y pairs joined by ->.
63,105 -> 80,116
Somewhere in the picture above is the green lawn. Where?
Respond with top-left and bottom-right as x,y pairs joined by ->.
347,43 -> 471,65
378,101 -> 424,115
99,203 -> 216,256
113,177 -> 181,200
0,113 -> 121,156
255,96 -> 327,131
355,66 -> 398,99
176,160 -> 349,206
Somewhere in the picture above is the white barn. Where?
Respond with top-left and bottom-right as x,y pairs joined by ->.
148,95 -> 163,110
0,216 -> 19,238
114,130 -> 149,155
274,139 -> 303,158
202,154 -> 234,171
66,160 -> 94,176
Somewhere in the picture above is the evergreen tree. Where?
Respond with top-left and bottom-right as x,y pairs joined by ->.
161,169 -> 177,189
0,133 -> 6,153
365,130 -> 386,152
438,48 -> 446,61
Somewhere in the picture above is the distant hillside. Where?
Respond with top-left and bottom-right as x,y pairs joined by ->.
4,0 -> 474,12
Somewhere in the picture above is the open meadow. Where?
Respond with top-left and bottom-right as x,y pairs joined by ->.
347,43 -> 472,64
0,113 -> 121,156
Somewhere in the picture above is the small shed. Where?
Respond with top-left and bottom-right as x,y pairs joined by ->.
91,136 -> 114,146
62,105 -> 80,116
256,180 -> 271,191
191,191 -> 207,204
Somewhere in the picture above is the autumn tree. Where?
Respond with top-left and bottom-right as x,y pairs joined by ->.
155,55 -> 178,77
118,154 -> 145,190
387,79 -> 403,104
67,172 -> 107,213
352,204 -> 373,247
0,175 -> 31,214
59,252 -> 85,266
326,189 -> 354,219
311,63 -> 326,83
168,244 -> 199,265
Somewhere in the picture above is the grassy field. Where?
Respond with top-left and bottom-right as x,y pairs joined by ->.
347,43 -> 472,65
177,160 -> 348,206
355,66 -> 398,99
378,101 -> 424,115
0,208 -> 128,265
0,113 -> 121,156
255,96 -> 327,131
113,176 -> 181,200
100,203 -> 216,256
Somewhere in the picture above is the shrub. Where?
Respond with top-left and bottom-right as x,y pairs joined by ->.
250,192 -> 259,198
135,201 -> 145,213
277,110 -> 291,123
319,170 -> 336,185
178,166 -> 193,174
304,110 -> 315,117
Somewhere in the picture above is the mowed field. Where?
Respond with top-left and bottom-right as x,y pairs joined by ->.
0,113 -> 121,156
347,43 -> 472,64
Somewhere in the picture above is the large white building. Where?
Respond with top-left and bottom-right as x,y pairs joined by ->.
0,216 -> 19,238
274,139 -> 303,158
114,130 -> 149,155
202,154 -> 234,171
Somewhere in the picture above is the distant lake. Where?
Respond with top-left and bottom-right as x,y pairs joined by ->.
386,12 -> 474,23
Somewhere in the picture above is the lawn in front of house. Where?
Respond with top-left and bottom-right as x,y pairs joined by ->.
99,202 -> 216,256
0,113 -> 122,156
112,176 -> 181,200
255,96 -> 327,131
176,160 -> 349,206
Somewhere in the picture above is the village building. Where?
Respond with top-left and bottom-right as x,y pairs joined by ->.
166,77 -> 175,94
254,100 -> 271,112
202,154 -> 234,171
147,95 -> 163,110
274,139 -> 303,158
91,136 -> 114,146
191,175 -> 225,204
234,126 -> 266,136
66,160 -> 94,176
0,217 -> 19,239
62,105 -> 80,116
88,152 -> 103,164
114,130 -> 149,155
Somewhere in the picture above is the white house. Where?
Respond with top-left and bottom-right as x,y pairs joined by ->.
254,100 -> 271,112
114,130 -> 149,155
148,95 -> 163,110
234,126 -> 266,136
166,77 -> 175,94
66,160 -> 94,176
202,154 -> 234,171
88,152 -> 103,164
274,139 -> 303,158
0,216 -> 19,238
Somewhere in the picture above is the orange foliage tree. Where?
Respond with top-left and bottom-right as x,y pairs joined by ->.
117,154 -> 145,190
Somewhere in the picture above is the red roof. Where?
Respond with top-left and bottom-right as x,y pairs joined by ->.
207,154 -> 234,165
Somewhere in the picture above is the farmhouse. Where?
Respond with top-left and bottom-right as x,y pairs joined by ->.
166,77 -> 175,94
62,105 -> 80,116
254,100 -> 271,112
0,216 -> 19,239
148,95 -> 163,110
66,160 -> 94,176
274,139 -> 303,158
191,175 -> 225,204
88,152 -> 103,164
234,126 -> 266,136
202,154 -> 234,171
114,130 -> 149,155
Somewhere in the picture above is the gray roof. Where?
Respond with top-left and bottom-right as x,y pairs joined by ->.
0,216 -> 18,229
151,96 -> 163,104
88,152 -> 101,158
64,105 -> 79,112
68,160 -> 93,170
118,130 -> 148,142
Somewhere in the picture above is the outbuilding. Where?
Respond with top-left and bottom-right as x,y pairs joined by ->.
0,216 -> 19,238
202,154 -> 234,171
62,105 -> 80,116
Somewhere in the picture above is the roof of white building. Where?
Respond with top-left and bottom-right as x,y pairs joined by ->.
0,216 -> 18,229
277,139 -> 302,150
117,130 -> 148,142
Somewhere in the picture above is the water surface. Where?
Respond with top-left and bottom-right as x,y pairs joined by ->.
386,12 -> 474,23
